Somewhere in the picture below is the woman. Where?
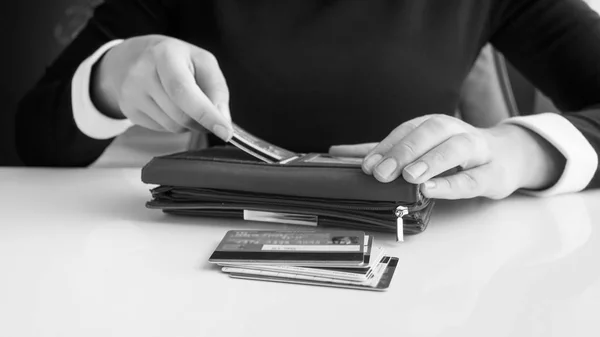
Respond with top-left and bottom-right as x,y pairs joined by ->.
16,0 -> 600,200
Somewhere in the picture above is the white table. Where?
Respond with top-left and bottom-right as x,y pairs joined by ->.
1,168 -> 599,337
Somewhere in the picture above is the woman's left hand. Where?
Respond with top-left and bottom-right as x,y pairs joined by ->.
329,114 -> 565,200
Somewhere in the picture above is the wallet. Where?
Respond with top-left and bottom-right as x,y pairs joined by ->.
141,146 -> 435,241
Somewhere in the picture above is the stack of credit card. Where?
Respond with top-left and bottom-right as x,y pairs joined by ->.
209,230 -> 399,291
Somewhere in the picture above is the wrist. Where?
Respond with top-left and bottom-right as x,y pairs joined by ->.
490,124 -> 565,191
90,47 -> 125,119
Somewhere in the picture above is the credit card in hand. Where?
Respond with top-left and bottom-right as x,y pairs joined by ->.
229,123 -> 297,163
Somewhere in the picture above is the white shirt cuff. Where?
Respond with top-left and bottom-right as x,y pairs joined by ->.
72,39 -> 133,140
501,113 -> 598,197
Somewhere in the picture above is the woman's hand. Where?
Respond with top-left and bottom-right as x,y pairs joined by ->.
330,114 -> 565,200
91,35 -> 232,140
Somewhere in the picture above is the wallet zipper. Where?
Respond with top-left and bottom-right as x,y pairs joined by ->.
395,206 -> 409,242
300,201 -> 424,242
151,187 -> 430,238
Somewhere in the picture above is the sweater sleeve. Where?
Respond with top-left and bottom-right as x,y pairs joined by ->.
15,0 -> 175,166
490,0 -> 600,190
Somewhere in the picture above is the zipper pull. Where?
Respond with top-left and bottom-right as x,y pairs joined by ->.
395,206 -> 409,242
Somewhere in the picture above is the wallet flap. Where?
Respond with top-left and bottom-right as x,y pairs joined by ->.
142,147 -> 421,203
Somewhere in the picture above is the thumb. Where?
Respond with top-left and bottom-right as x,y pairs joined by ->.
329,143 -> 378,157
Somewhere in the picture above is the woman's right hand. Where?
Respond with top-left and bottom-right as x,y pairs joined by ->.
91,35 -> 232,141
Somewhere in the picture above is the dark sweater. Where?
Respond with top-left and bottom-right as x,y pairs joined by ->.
15,0 -> 600,188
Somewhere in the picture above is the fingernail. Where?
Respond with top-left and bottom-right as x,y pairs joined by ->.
363,154 -> 383,172
424,180 -> 436,189
375,158 -> 398,180
404,162 -> 428,179
212,124 -> 232,142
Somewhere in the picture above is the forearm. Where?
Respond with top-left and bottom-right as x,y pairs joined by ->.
15,0 -> 173,166
489,0 -> 600,192
16,78 -> 114,167
498,112 -> 599,196
15,24 -> 119,166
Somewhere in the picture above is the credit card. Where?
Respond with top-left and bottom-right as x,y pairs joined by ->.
364,235 -> 373,264
221,247 -> 385,282
230,123 -> 297,163
228,256 -> 399,291
209,230 -> 366,266
295,153 -> 363,166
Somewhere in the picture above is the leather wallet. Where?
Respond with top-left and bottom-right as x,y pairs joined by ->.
142,146 -> 435,241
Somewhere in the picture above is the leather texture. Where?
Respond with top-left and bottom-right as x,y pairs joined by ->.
142,147 -> 422,202
142,147 -> 434,234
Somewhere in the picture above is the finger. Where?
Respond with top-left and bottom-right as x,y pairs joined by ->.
329,143 -> 378,157
420,165 -> 493,200
371,116 -> 467,183
136,96 -> 187,133
149,69 -> 203,131
401,132 -> 490,184
362,115 -> 433,174
154,43 -> 232,141
190,50 -> 231,122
